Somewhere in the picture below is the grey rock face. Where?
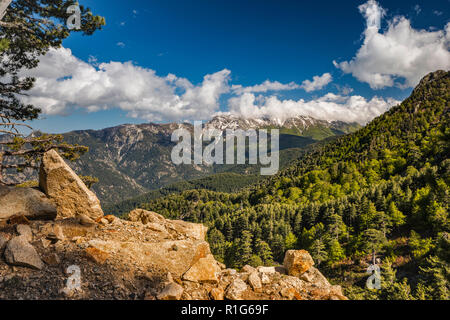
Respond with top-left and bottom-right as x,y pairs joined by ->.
0,186 -> 57,222
4,235 -> 44,270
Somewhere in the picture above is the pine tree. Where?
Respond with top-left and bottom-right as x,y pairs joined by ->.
0,0 -> 105,184
310,239 -> 328,266
387,202 -> 406,228
236,230 -> 253,267
255,239 -> 273,265
362,229 -> 386,265
327,238 -> 345,264
285,232 -> 298,250
271,234 -> 286,262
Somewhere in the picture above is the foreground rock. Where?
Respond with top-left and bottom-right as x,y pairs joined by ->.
157,282 -> 184,300
4,236 -> 44,270
39,150 -> 103,220
0,208 -> 346,300
182,254 -> 221,283
0,185 -> 57,222
0,232 -> 10,252
225,278 -> 248,300
283,250 -> 314,277
128,209 -> 207,241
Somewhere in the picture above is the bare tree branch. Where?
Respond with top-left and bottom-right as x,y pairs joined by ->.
3,144 -> 86,156
0,129 -> 19,135
0,122 -> 33,129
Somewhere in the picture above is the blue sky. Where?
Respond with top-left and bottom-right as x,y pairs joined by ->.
26,0 -> 449,133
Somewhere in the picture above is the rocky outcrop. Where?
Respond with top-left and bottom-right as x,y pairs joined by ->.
128,209 -> 207,241
39,150 -> 103,220
0,185 -> 57,222
0,205 -> 346,300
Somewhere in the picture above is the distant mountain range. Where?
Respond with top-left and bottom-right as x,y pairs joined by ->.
206,115 -> 361,140
3,114 -> 361,206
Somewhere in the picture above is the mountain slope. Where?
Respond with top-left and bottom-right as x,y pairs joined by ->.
207,115 -> 361,140
138,71 -> 450,300
59,116 -> 359,205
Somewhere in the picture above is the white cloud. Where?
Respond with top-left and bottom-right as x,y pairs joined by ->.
20,47 -> 231,121
18,46 -> 400,125
300,73 -> 333,92
433,10 -> 443,16
232,74 -> 332,94
231,80 -> 301,94
116,42 -> 126,48
227,92 -> 400,125
334,0 -> 450,89
359,0 -> 386,29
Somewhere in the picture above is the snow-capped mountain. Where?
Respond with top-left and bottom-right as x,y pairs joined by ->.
205,114 -> 361,138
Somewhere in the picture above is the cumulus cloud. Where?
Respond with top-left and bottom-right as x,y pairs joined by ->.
227,92 -> 400,124
300,73 -> 333,92
232,74 -> 332,95
334,0 -> 450,89
231,80 -> 301,94
20,47 -> 231,121
17,46 -> 400,125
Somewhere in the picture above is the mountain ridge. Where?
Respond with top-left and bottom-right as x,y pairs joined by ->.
4,114 -> 361,205
135,70 -> 450,300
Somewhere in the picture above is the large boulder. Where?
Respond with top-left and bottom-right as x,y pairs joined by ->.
0,185 -> 57,222
283,250 -> 315,277
39,150 -> 103,220
86,238 -> 211,278
4,235 -> 44,270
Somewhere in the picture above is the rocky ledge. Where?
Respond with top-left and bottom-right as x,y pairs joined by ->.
0,150 -> 346,300
0,208 -> 346,300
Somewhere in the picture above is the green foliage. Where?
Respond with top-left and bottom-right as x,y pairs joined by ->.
0,1 -> 104,184
80,175 -> 99,189
135,71 -> 449,300
409,231 -> 434,259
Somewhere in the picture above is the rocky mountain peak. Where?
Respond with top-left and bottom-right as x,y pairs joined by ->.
413,70 -> 449,93
206,114 -> 359,134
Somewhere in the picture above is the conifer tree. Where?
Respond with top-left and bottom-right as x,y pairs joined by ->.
0,0 -> 105,184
